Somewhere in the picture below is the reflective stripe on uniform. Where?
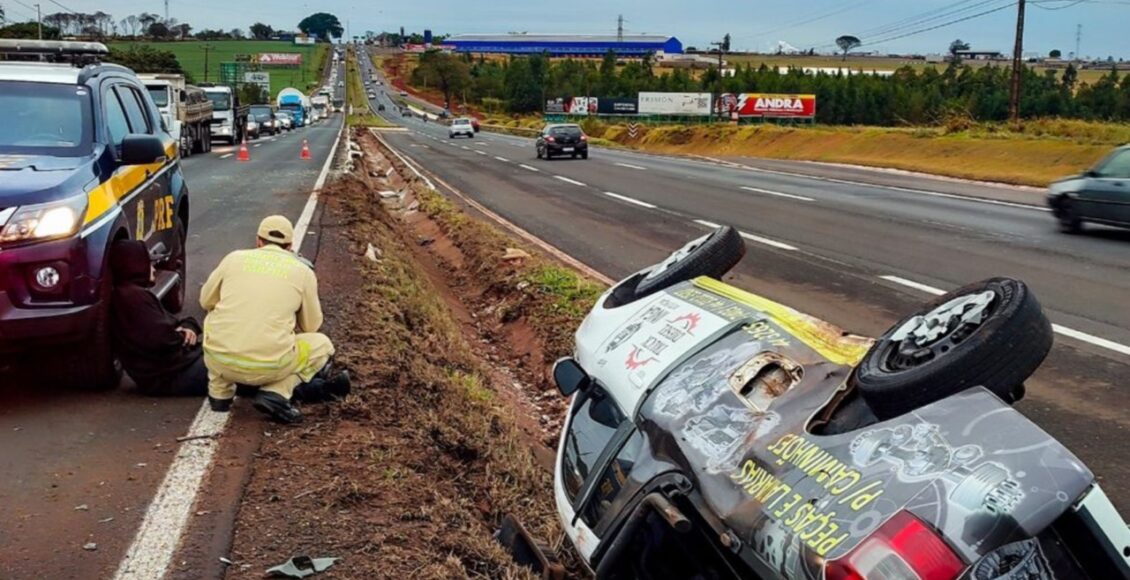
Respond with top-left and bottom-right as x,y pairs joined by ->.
203,345 -> 297,371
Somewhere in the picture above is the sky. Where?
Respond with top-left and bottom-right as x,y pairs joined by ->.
3,0 -> 1127,59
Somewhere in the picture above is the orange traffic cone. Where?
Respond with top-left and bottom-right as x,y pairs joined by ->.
237,137 -> 250,162
300,139 -> 312,160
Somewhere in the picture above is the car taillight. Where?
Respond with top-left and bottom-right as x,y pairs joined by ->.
546,136 -> 555,143
826,511 -> 965,580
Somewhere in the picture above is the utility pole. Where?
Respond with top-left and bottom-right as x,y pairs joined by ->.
36,3 -> 42,40
711,39 -> 724,122
164,0 -> 169,22
202,44 -> 213,82
1074,24 -> 1081,63
1008,0 -> 1026,124
617,14 -> 623,43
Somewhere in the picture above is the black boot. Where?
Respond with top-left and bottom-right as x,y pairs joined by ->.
324,370 -> 351,398
293,371 -> 351,403
208,396 -> 233,412
252,391 -> 303,424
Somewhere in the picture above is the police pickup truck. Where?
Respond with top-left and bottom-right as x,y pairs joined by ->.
0,40 -> 190,389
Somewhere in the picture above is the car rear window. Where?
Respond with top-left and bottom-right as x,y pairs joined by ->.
550,126 -> 582,137
561,391 -> 626,503
0,81 -> 92,156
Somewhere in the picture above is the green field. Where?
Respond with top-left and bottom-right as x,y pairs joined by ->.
108,40 -> 329,97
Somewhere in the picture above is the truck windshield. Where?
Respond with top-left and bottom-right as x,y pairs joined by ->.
0,81 -> 92,156
205,92 -> 231,111
146,86 -> 169,107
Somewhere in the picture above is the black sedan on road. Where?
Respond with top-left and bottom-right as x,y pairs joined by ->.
536,124 -> 589,160
1048,145 -> 1130,233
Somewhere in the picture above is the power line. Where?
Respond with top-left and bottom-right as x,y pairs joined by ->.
734,0 -> 873,41
848,1 -> 1019,49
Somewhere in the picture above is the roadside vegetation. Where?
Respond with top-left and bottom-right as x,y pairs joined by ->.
227,132 -> 595,576
345,49 -> 393,128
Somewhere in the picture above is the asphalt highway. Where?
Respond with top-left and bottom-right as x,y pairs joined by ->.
0,63 -> 345,579
360,58 -> 1130,512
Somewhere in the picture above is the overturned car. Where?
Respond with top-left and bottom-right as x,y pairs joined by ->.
552,226 -> 1130,579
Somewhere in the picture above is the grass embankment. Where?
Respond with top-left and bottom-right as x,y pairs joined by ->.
109,40 -> 328,97
345,49 -> 393,128
229,172 -> 571,577
413,187 -> 604,359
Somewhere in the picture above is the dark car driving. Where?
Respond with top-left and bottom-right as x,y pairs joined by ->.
1048,145 -> 1130,233
537,123 -> 588,160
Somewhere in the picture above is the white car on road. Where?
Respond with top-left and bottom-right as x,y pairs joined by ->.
449,118 -> 475,139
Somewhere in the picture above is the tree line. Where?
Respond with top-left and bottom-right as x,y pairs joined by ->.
412,50 -> 1130,124
0,9 -> 342,43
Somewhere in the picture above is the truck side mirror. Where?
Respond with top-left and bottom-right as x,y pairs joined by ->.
553,358 -> 591,397
179,90 -> 186,103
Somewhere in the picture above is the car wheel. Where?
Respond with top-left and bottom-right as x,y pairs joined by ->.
854,277 -> 1052,420
56,274 -> 121,391
1056,199 -> 1083,234
160,219 -> 188,314
634,226 -> 746,299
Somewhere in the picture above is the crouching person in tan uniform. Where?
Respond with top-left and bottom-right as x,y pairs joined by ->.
200,215 -> 349,423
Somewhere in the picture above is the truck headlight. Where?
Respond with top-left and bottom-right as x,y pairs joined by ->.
0,195 -> 87,246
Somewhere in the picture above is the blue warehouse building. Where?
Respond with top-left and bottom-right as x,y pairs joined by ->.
446,34 -> 683,57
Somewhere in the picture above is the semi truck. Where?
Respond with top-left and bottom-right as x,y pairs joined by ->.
277,87 -> 309,127
202,84 -> 250,144
140,73 -> 214,157
311,94 -> 330,121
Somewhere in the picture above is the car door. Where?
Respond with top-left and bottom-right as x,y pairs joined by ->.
1077,149 -> 1130,224
116,83 -> 176,251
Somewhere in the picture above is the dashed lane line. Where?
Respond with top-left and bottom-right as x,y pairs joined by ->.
740,186 -> 815,202
494,156 -> 510,162
219,153 -> 233,159
554,175 -> 587,187
879,275 -> 1130,358
615,162 -> 648,171
519,164 -> 540,172
693,219 -> 798,251
603,191 -> 656,209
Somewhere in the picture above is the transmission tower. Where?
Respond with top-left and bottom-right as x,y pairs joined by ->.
618,14 -> 625,42
164,0 -> 169,21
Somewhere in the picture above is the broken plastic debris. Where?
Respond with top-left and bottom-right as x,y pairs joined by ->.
266,556 -> 339,578
219,557 -> 233,565
82,542 -> 97,551
502,248 -> 530,261
364,243 -> 381,262
74,504 -> 89,511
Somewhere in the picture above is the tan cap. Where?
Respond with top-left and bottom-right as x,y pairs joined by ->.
257,215 -> 294,245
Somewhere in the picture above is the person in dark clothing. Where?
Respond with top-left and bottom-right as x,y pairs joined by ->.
109,240 -> 207,395
108,240 -> 350,402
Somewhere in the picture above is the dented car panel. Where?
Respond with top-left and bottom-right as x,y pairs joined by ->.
559,276 -> 1100,577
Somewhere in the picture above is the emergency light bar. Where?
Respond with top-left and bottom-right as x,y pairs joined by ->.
0,39 -> 109,56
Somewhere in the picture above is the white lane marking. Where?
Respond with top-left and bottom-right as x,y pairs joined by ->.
693,219 -> 798,251
461,146 -> 470,150
879,275 -> 1130,357
114,120 -> 346,580
253,143 -> 262,148
494,156 -> 510,162
554,175 -> 587,187
879,275 -> 945,295
603,191 -> 656,209
476,150 -> 488,156
519,164 -> 540,172
615,162 -> 647,171
219,153 -> 233,159
740,185 -> 815,202
704,156 -> 1049,212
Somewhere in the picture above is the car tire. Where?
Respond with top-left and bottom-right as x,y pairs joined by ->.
634,226 -> 746,299
1056,198 -> 1083,234
180,132 -> 192,159
57,274 -> 121,391
854,277 -> 1052,420
161,220 -> 188,314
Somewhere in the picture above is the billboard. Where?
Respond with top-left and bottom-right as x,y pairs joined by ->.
244,71 -> 270,96
717,93 -> 816,118
257,53 -> 303,66
638,92 -> 713,116
597,98 -> 639,115
545,96 -> 599,115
